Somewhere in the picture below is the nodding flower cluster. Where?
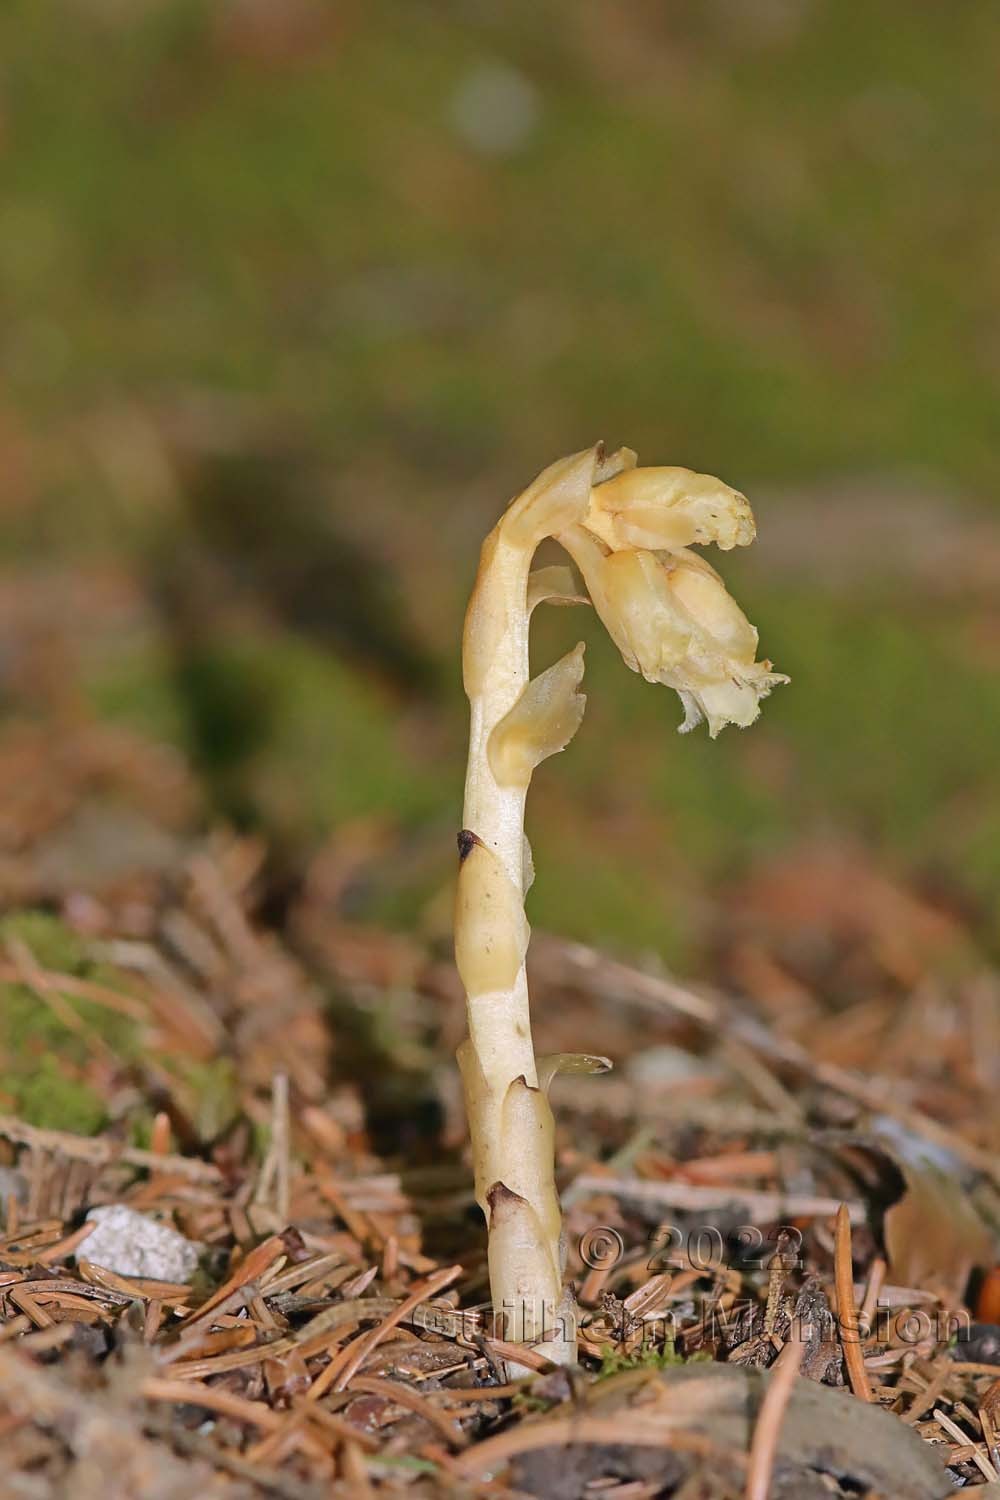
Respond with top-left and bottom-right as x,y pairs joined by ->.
457,445 -> 786,1367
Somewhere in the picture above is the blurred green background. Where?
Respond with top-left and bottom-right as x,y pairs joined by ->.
3,0 -> 999,965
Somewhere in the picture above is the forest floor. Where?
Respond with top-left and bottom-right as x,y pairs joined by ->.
1,657 -> 999,1498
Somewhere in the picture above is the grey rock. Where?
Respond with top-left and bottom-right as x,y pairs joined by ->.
81,1204 -> 198,1282
510,1361 -> 952,1500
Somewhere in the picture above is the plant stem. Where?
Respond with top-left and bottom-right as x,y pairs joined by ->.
458,530 -> 571,1365
462,535 -> 535,1088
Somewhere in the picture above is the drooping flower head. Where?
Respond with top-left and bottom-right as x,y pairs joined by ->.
557,446 -> 787,737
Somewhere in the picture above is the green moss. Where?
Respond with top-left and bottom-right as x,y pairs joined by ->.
88,628 -> 452,845
0,913 -> 141,1058
239,633 -> 447,834
170,1057 -> 242,1144
0,911 -> 142,1132
1,910 -> 91,974
85,638 -> 189,749
596,1341 -> 709,1379
126,1059 -> 244,1152
0,914 -> 249,1139
8,1054 -> 106,1135
596,1342 -> 683,1378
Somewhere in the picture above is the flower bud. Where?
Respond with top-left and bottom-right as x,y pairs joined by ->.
585,465 -> 756,553
561,528 -> 786,738
659,550 -> 788,736
663,548 -> 759,661
562,530 -> 692,681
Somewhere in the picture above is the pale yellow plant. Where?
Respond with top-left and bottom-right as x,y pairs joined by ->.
456,444 -> 786,1365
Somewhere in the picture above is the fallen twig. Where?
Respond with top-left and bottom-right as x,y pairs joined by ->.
565,1173 -> 865,1224
0,1113 -> 223,1182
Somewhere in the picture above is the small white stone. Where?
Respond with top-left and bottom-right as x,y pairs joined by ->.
82,1204 -> 199,1282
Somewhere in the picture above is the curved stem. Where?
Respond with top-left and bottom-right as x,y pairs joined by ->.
458,530 -> 571,1364
462,537 -> 536,1092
